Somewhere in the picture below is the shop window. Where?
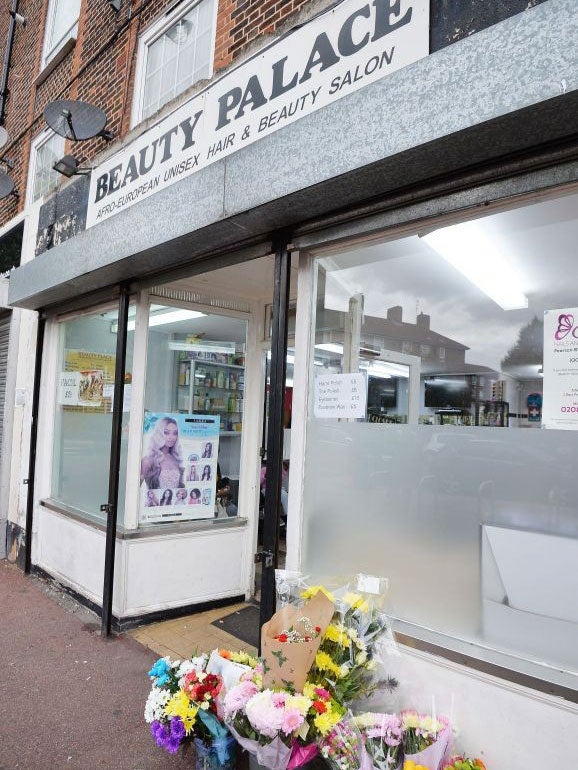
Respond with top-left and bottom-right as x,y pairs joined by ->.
140,302 -> 246,525
302,191 -> 578,688
51,306 -> 134,525
42,0 -> 81,68
27,131 -> 65,204
132,0 -> 215,124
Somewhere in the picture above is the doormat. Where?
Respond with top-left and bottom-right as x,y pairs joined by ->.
212,604 -> 260,649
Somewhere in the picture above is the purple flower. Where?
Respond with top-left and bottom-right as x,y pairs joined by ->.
170,717 -> 186,739
166,736 -> 182,754
153,723 -> 169,747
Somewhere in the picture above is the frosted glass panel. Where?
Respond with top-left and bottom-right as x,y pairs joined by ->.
302,192 -> 578,682
302,421 -> 578,669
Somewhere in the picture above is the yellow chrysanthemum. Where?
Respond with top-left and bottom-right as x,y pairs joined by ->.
301,585 -> 335,602
302,682 -> 316,699
314,709 -> 341,735
403,762 -> 429,770
286,694 -> 312,716
315,651 -> 342,678
323,624 -> 349,647
165,691 -> 198,734
402,712 -> 420,729
230,651 -> 258,667
343,592 -> 369,613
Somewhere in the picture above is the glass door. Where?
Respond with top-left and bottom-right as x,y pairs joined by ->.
141,302 -> 247,524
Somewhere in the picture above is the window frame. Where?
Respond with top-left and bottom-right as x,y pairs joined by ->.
41,0 -> 81,70
130,0 -> 218,128
26,130 -> 65,206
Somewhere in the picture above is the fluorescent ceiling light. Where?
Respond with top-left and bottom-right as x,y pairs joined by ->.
315,343 -> 344,354
112,308 -> 206,332
421,222 -> 528,310
360,361 -> 408,378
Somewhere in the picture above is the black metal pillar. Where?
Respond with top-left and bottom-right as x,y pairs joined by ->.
259,237 -> 291,632
101,288 -> 130,637
24,316 -> 45,574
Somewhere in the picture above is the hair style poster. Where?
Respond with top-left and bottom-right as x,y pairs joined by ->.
139,412 -> 220,524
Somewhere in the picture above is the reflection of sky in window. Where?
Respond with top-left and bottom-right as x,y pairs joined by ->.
321,194 -> 578,373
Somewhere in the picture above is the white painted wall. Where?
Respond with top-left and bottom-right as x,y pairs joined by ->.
36,505 -> 248,618
393,648 -> 578,769
1,205 -> 41,558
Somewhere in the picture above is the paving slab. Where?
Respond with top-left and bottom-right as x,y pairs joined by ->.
0,561 -> 194,770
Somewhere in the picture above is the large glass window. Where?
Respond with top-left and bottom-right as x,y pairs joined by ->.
134,0 -> 215,123
52,306 -> 134,524
141,303 -> 246,525
42,0 -> 81,68
302,191 -> 578,688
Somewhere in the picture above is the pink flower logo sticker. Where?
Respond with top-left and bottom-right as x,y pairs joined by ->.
554,313 -> 578,340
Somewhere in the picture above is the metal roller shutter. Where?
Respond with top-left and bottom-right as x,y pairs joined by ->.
0,312 -> 11,464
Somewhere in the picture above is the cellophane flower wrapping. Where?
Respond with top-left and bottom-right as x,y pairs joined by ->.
274,571 -> 400,708
319,714 -> 373,770
354,712 -> 403,770
145,650 -> 252,759
401,712 -> 452,770
223,662 -> 345,769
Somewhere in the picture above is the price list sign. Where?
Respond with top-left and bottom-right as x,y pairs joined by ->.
314,373 -> 367,419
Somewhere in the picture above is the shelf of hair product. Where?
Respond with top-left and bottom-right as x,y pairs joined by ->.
176,350 -> 245,434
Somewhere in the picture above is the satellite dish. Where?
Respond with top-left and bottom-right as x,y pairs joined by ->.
0,171 -> 15,199
44,99 -> 113,141
0,127 -> 8,149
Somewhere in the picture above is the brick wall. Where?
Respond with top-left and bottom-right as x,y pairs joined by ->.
214,0 -> 312,71
0,0 -> 549,230
0,0 -> 320,228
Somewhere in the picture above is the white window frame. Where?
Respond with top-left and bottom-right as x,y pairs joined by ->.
41,0 -> 81,69
26,130 -> 65,207
130,0 -> 218,128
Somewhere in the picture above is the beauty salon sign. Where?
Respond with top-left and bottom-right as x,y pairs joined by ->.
86,0 -> 429,228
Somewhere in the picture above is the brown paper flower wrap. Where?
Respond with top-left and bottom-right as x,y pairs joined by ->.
261,591 -> 335,692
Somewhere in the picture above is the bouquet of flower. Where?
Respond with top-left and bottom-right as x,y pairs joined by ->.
289,577 -> 397,706
261,589 -> 335,692
145,653 -> 235,766
319,716 -> 368,770
223,663 -> 346,770
354,712 -> 403,770
443,757 -> 486,770
401,712 -> 451,770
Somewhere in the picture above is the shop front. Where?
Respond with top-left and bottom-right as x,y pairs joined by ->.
6,0 -> 578,763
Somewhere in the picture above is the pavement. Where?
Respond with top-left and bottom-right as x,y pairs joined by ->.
0,560 -> 198,770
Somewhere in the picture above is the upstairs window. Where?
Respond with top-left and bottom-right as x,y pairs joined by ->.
133,0 -> 216,124
28,131 -> 65,204
42,0 -> 81,68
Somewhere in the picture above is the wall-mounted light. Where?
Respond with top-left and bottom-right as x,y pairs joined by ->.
420,222 -> 528,311
52,155 -> 91,178
107,0 -> 122,12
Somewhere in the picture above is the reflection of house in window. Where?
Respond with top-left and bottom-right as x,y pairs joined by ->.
361,306 -> 474,375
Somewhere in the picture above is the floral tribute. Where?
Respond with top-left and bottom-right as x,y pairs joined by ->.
354,712 -> 403,770
401,711 -> 451,770
144,575 -> 490,770
145,651 -> 237,764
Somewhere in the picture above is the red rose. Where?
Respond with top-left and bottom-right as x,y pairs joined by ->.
277,633 -> 288,643
315,626 -> 321,633
312,701 -> 327,714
